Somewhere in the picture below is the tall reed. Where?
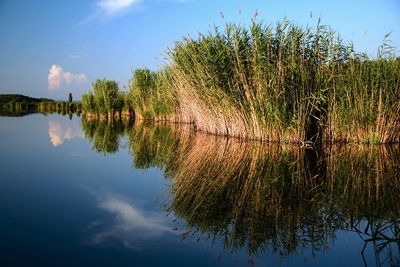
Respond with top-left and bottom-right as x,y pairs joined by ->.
128,68 -> 183,122
166,19 -> 400,143
81,79 -> 128,119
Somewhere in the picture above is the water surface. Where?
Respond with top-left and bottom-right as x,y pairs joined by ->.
0,114 -> 399,266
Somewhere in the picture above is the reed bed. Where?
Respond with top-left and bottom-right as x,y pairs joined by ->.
128,68 -> 187,122
81,79 -> 129,119
79,19 -> 399,143
165,19 -> 400,144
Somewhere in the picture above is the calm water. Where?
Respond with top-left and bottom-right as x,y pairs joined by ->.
0,114 -> 399,267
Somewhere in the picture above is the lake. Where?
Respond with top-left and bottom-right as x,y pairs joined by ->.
0,114 -> 399,267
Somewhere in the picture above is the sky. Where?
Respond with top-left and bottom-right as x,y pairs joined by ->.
0,0 -> 399,100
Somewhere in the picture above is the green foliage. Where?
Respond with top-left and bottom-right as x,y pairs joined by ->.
81,92 -> 96,112
0,94 -> 54,105
128,68 -> 177,120
81,78 -> 127,117
166,19 -> 400,143
0,94 -> 82,116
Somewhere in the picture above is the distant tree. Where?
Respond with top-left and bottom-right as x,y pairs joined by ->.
68,92 -> 73,103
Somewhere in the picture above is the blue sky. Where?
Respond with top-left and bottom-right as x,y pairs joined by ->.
0,0 -> 399,100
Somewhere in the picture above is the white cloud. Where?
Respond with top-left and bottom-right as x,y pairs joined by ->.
48,64 -> 87,91
81,0 -> 141,23
97,0 -> 140,14
81,0 -> 188,23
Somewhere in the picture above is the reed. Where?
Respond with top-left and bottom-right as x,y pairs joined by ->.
327,55 -> 400,143
128,68 -> 183,122
165,19 -> 400,143
81,79 -> 128,119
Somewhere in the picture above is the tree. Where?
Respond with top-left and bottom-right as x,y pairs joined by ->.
68,92 -> 73,103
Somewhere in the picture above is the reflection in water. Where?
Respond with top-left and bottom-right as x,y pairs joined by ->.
48,120 -> 83,146
81,117 -> 132,154
354,220 -> 400,266
86,193 -> 175,250
83,118 -> 400,265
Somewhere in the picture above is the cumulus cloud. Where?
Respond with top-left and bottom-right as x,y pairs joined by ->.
48,65 -> 87,91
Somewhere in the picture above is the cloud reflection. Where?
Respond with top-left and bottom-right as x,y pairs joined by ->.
48,120 -> 83,146
85,193 -> 175,250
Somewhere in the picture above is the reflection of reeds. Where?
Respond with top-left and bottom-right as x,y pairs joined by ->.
326,145 -> 400,220
352,218 -> 400,265
128,122 -> 194,175
81,116 -> 132,154
127,123 -> 400,259
170,136 -> 334,257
